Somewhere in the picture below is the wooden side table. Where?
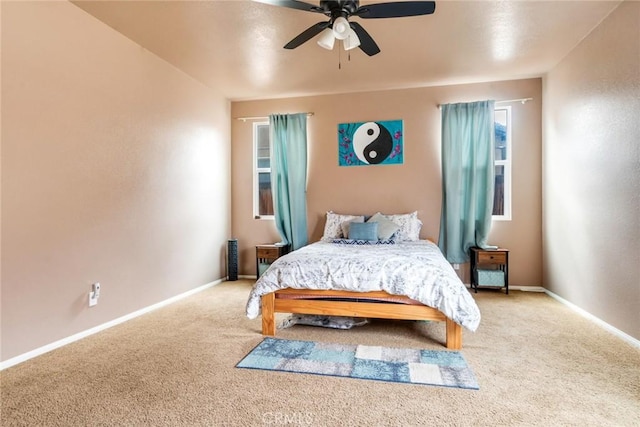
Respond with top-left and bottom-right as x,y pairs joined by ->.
469,247 -> 509,294
256,243 -> 289,278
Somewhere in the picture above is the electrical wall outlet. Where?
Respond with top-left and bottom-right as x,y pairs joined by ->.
453,263 -> 460,270
89,282 -> 100,307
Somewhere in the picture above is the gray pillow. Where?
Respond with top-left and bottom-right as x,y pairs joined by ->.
367,212 -> 400,240
349,222 -> 379,241
340,217 -> 365,238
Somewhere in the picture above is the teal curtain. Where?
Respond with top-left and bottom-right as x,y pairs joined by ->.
269,113 -> 308,250
438,100 -> 495,263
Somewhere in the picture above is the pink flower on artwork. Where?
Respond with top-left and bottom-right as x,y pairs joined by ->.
394,130 -> 402,140
389,144 -> 401,159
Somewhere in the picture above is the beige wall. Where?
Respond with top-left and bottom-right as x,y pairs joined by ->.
231,79 -> 542,287
543,1 -> 640,340
1,1 -> 231,361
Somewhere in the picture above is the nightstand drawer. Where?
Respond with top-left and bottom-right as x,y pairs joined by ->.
257,247 -> 281,259
256,244 -> 290,278
477,251 -> 507,264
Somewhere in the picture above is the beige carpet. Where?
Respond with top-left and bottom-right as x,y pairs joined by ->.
1,280 -> 639,426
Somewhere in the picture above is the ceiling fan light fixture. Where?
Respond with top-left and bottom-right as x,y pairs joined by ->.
332,17 -> 350,40
343,29 -> 361,51
317,28 -> 335,50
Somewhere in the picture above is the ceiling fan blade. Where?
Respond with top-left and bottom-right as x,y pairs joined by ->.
284,22 -> 330,49
355,1 -> 436,19
253,0 -> 323,13
349,22 -> 381,56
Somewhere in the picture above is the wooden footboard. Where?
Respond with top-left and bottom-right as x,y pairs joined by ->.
261,289 -> 462,350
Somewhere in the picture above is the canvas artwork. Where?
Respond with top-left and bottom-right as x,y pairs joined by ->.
338,120 -> 403,166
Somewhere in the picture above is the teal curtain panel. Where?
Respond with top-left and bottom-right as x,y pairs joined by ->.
438,100 -> 495,263
269,113 -> 309,250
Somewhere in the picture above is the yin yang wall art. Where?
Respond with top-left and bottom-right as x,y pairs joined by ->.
338,120 -> 403,167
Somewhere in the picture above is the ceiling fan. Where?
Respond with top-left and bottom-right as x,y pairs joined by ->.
255,1 -> 436,56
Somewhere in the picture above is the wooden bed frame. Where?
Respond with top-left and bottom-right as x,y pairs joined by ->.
261,288 -> 462,349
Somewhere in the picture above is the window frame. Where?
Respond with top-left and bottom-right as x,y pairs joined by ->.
493,106 -> 512,221
253,121 -> 274,220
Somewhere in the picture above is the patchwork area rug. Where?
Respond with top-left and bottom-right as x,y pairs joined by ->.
236,337 -> 478,389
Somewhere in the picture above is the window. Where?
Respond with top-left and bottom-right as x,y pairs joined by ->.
254,122 -> 274,219
493,107 -> 512,220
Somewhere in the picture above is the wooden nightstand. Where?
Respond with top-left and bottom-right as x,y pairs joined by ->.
256,243 -> 290,278
469,247 -> 509,294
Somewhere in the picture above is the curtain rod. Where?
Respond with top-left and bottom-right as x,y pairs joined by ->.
235,112 -> 314,122
437,97 -> 533,109
496,97 -> 533,105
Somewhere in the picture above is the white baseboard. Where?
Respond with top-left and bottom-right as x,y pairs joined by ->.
512,285 -> 545,292
544,289 -> 640,349
0,279 -> 224,371
5,279 -> 636,370
466,284 -> 638,347
464,284 -> 546,292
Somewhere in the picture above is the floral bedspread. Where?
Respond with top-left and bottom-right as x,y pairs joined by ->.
246,241 -> 481,331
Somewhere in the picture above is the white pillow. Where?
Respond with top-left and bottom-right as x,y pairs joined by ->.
382,211 -> 422,241
322,211 -> 365,241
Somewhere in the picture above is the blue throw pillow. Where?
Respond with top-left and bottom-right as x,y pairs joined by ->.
348,222 -> 378,242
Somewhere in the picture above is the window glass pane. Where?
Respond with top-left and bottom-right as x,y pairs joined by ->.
257,124 -> 270,142
493,165 -> 505,216
254,122 -> 273,218
495,109 -> 508,161
258,172 -> 274,216
257,157 -> 270,169
256,125 -> 270,169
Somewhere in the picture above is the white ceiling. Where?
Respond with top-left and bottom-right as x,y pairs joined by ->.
72,0 -> 621,101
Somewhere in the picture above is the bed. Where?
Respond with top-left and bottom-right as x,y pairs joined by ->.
246,238 -> 481,350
